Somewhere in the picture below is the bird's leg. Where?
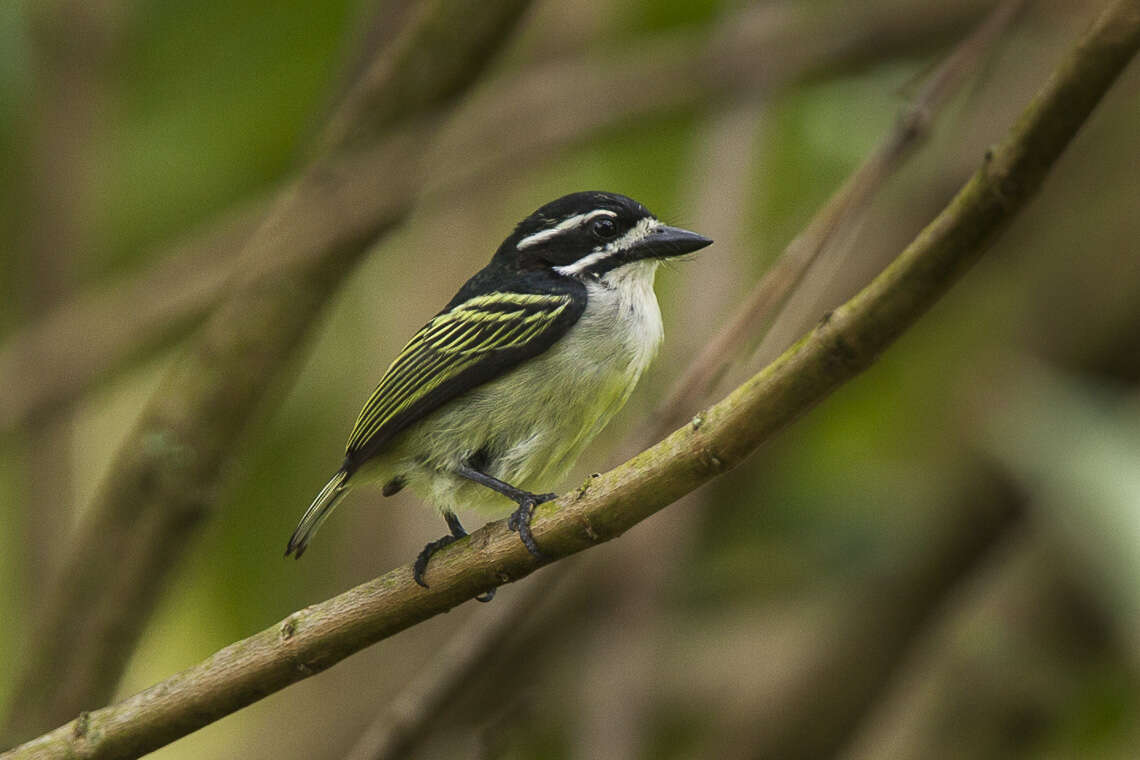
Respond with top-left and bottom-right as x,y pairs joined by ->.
413,511 -> 495,602
454,462 -> 556,560
412,511 -> 465,588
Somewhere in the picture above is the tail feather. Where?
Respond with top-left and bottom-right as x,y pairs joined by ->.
286,469 -> 351,558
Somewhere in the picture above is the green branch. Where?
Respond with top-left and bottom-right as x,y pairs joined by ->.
5,1 -> 1137,758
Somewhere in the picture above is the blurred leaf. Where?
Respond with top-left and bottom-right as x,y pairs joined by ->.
981,363 -> 1140,659
95,0 -> 357,273
618,0 -> 730,34
755,63 -> 909,257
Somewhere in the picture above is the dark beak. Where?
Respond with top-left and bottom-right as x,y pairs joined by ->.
629,224 -> 713,261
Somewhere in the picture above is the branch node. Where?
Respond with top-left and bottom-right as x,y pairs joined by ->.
73,712 -> 90,739
826,328 -> 861,370
700,447 -> 726,474
574,473 -> 601,500
897,105 -> 930,141
469,529 -> 492,551
578,516 -> 601,544
690,413 -> 705,431
279,616 -> 297,642
999,176 -> 1022,205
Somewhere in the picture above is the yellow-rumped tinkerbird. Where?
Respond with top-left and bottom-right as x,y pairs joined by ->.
286,191 -> 712,599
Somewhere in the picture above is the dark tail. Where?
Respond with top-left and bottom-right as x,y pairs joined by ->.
286,469 -> 351,558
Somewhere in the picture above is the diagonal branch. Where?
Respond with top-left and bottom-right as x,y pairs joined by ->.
355,4 -> 1029,752
651,0 -> 1026,438
342,571 -> 566,760
6,0 -> 1138,757
17,0 -> 126,599
0,0 -> 535,746
0,0 -> 998,435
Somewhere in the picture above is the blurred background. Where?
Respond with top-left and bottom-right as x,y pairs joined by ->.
2,0 -> 1140,757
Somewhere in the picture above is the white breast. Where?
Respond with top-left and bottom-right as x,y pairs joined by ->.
574,259 -> 664,382
493,258 -> 663,479
387,259 -> 665,514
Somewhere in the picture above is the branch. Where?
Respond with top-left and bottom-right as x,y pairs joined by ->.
0,0 -> 998,434
651,0 -> 1026,438
710,464 -> 1025,760
841,533 -> 1112,760
359,7 -> 1029,746
7,0 -> 1138,756
1,0 -> 535,745
400,5 -> 1022,743
712,74 -> 1140,754
17,0 -> 125,597
343,572 -> 562,760
348,102 -> 764,759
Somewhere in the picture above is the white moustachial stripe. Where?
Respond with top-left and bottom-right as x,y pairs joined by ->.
552,217 -> 662,277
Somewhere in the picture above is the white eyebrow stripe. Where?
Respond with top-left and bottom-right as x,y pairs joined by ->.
516,209 -> 618,250
553,217 -> 661,276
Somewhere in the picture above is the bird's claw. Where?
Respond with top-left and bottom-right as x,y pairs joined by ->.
507,492 -> 555,560
415,491 -> 555,598
414,522 -> 497,603
412,534 -> 459,588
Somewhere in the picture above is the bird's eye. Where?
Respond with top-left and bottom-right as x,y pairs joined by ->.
591,217 -> 618,240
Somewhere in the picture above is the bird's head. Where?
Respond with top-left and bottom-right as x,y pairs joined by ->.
495,191 -> 712,278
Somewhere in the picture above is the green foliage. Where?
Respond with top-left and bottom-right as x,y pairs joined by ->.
617,0 -> 730,34
97,0 -> 357,273
756,66 -> 905,256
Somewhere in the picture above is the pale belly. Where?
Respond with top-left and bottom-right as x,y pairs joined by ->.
367,263 -> 664,515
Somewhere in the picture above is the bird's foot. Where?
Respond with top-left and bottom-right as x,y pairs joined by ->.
413,534 -> 459,589
414,523 -> 496,602
507,492 -> 557,560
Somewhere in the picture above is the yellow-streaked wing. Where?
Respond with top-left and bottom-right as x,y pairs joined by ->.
344,291 -> 581,467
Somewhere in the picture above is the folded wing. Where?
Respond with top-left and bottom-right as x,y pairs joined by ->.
344,291 -> 583,471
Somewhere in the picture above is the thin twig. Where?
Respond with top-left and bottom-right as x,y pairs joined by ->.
651,0 -> 1027,440
838,533 -> 1109,760
17,0 -> 124,598
343,573 -> 561,760
708,463 -> 1024,760
6,1 -> 1136,754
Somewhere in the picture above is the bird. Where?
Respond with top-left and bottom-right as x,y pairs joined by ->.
285,191 -> 712,598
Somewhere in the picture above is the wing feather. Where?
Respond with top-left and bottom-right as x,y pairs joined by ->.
343,291 -> 581,469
